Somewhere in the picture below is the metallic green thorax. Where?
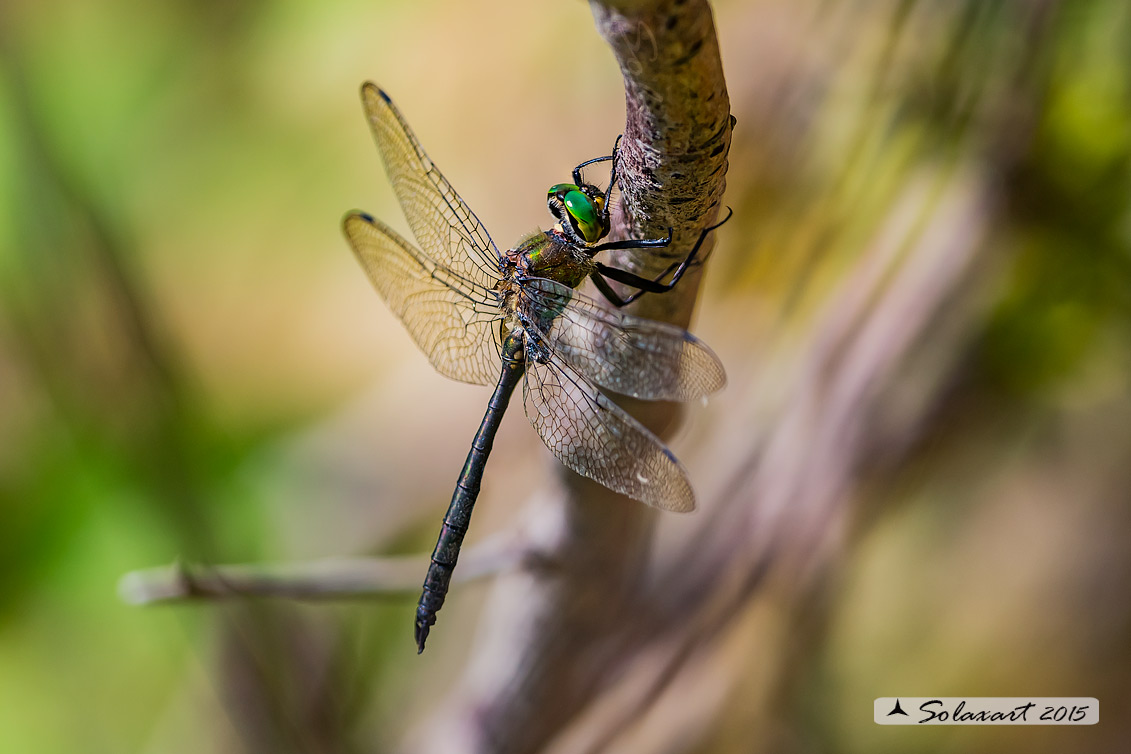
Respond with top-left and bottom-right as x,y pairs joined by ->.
509,230 -> 595,290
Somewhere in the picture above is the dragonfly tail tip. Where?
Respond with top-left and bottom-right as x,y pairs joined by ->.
415,618 -> 431,654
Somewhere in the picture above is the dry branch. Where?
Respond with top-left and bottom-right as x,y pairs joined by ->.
414,2 -> 734,753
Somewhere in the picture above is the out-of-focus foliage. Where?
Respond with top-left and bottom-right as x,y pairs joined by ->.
1,1 -> 621,750
1,0 -> 1129,752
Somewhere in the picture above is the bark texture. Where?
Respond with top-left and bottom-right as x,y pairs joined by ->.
414,2 -> 734,753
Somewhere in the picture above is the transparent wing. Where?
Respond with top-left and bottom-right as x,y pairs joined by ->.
521,279 -> 726,401
343,211 -> 503,385
360,82 -> 503,287
522,346 -> 696,512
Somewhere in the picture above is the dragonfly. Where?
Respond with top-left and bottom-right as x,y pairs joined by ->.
342,82 -> 729,653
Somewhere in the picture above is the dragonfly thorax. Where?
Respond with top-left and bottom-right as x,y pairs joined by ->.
507,229 -> 595,290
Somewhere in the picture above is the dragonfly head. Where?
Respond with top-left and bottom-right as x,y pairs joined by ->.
547,183 -> 610,247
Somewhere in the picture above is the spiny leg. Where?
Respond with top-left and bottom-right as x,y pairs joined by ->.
590,207 -> 733,308
571,134 -> 621,186
588,226 -> 674,254
572,154 -> 610,185
572,135 -> 622,228
589,271 -> 638,308
599,134 -> 621,228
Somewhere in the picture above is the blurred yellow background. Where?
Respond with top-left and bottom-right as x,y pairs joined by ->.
1,0 -> 1129,752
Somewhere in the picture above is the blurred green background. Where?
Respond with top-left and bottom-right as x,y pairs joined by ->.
1,0 -> 1130,752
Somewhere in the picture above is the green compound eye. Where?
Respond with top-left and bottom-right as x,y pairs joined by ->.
548,183 -> 603,244
548,183 -> 577,196
563,190 -> 600,243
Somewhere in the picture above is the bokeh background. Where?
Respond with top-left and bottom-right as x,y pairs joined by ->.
2,0 -> 1130,752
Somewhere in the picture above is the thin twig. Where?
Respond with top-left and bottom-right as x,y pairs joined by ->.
119,532 -> 527,604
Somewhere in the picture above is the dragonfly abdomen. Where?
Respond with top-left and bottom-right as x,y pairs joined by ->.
414,333 -> 526,653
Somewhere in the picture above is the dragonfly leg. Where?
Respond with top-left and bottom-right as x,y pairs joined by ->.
572,135 -> 623,230
590,207 -> 733,307
589,270 -> 641,308
589,265 -> 682,307
590,266 -> 675,307
599,134 -> 622,229
588,226 -> 674,253
571,154 -> 611,186
571,134 -> 621,187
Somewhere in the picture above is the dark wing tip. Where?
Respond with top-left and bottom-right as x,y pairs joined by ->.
359,81 -> 391,104
659,448 -> 698,513
341,209 -> 376,232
